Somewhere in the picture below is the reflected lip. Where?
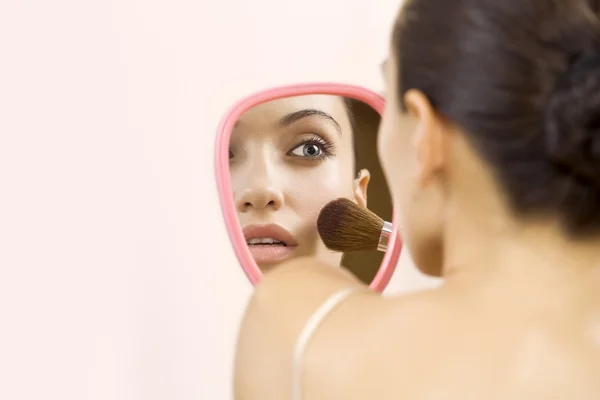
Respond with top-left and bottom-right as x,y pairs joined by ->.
242,224 -> 298,247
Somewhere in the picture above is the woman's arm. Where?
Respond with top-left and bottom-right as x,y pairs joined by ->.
233,257 -> 366,400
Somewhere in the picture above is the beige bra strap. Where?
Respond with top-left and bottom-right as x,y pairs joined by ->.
291,286 -> 363,400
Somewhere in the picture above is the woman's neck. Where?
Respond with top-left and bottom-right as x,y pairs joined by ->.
439,146 -> 600,293
441,206 -> 600,298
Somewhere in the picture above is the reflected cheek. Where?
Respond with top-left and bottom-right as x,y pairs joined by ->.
229,167 -> 247,198
287,166 -> 351,223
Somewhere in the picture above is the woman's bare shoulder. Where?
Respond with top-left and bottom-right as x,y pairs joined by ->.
233,257 -> 442,399
233,257 -> 369,398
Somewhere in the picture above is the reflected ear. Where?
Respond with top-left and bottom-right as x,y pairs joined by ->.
353,169 -> 370,208
404,90 -> 446,187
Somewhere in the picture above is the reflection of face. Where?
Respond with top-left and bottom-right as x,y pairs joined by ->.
230,95 -> 368,273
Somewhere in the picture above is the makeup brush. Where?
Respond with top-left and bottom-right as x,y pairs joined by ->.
317,198 -> 393,253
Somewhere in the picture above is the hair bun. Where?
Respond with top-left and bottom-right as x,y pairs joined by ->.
544,48 -> 600,184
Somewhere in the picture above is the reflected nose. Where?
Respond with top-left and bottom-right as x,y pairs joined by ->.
237,186 -> 284,212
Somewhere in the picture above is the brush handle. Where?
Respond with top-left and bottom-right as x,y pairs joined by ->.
377,221 -> 393,252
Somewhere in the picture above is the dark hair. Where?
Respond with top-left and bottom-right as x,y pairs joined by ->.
393,0 -> 600,235
342,97 -> 361,177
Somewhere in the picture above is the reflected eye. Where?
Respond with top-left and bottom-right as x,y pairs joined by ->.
288,134 -> 335,161
291,143 -> 322,158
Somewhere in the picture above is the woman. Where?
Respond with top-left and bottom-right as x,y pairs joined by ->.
234,0 -> 600,398
230,95 -> 371,273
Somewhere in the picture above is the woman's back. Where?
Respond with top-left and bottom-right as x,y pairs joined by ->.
244,255 -> 600,400
338,281 -> 600,399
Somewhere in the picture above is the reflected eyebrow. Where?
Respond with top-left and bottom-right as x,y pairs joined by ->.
279,109 -> 342,135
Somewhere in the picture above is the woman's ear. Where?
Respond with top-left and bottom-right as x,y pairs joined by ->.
404,89 -> 447,188
353,169 -> 370,207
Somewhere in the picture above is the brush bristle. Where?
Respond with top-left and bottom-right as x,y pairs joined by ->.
317,198 -> 385,252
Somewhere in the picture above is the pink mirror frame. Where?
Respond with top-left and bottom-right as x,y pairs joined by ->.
214,83 -> 402,292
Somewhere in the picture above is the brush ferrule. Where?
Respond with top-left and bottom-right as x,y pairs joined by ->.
378,221 -> 393,252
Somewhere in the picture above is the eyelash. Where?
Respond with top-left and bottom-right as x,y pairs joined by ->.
288,134 -> 336,160
228,134 -> 336,161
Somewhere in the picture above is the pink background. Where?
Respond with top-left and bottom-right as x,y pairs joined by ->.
0,0 -> 440,399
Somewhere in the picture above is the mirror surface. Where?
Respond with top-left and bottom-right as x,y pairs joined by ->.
228,94 -> 392,284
